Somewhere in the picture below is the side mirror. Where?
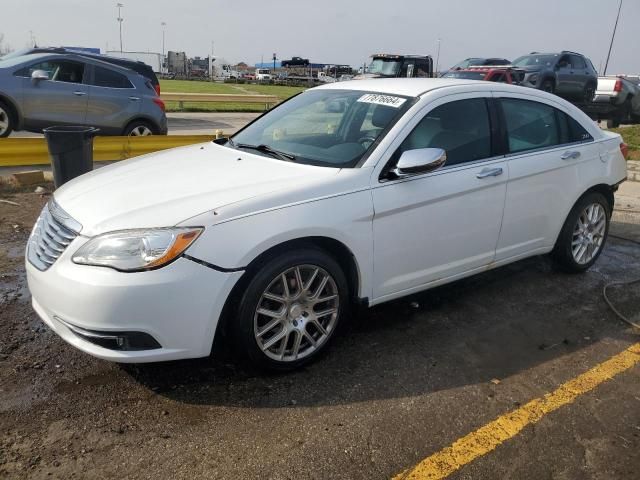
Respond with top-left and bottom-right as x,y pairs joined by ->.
391,148 -> 447,178
31,70 -> 49,82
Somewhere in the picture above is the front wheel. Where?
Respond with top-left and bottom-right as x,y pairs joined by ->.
0,101 -> 14,138
552,192 -> 610,273
541,80 -> 555,94
232,248 -> 349,370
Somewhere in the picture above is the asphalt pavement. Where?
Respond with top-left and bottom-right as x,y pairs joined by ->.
0,184 -> 639,479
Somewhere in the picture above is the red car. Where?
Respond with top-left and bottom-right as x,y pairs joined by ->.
442,66 -> 524,84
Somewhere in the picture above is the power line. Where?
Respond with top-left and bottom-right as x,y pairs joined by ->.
603,0 -> 623,75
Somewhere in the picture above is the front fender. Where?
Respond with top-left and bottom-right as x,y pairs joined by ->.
184,190 -> 375,299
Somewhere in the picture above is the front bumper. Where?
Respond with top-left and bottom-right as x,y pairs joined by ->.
26,243 -> 243,363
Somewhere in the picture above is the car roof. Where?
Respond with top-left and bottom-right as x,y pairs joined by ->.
315,78 -> 486,97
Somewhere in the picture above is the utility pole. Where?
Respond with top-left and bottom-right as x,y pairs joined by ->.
435,38 -> 441,77
29,30 -> 36,48
603,0 -> 623,75
161,22 -> 166,74
272,53 -> 276,72
117,3 -> 124,53
209,40 -> 214,81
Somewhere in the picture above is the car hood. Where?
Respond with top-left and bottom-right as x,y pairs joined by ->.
53,142 -> 340,236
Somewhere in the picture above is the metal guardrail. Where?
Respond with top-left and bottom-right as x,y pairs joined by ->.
160,92 -> 279,109
0,135 -> 215,167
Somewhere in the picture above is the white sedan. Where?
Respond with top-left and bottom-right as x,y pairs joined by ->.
26,79 -> 628,370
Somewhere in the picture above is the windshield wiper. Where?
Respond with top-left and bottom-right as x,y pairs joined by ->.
233,142 -> 296,162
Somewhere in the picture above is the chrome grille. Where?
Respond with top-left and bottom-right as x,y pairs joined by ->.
28,201 -> 81,271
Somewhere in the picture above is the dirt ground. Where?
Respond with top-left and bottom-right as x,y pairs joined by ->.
0,186 -> 639,480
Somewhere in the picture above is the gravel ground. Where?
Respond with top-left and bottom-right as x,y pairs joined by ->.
0,185 -> 639,480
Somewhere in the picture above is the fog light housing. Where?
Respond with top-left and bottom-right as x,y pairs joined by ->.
54,316 -> 161,351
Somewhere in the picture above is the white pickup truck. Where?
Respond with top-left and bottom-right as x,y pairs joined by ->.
593,75 -> 640,127
255,69 -> 272,81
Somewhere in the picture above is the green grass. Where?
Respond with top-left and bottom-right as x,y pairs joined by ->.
611,125 -> 640,160
159,80 -> 306,112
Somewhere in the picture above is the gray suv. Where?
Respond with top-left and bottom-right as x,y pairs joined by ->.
512,51 -> 598,103
0,53 -> 167,137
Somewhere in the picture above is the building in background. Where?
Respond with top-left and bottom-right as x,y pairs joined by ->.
167,51 -> 188,76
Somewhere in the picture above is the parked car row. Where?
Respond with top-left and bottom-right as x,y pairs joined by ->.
0,49 -> 167,137
445,51 -> 599,104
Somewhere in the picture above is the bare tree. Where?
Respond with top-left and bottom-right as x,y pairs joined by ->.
0,33 -> 13,56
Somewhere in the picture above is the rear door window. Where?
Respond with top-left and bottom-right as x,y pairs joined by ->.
501,98 -> 560,153
90,66 -> 133,88
570,55 -> 586,69
556,110 -> 593,143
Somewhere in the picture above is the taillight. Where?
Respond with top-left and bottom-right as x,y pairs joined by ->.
620,142 -> 629,159
614,79 -> 623,92
152,97 -> 165,112
154,84 -> 161,95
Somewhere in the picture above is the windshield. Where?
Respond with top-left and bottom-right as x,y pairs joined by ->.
442,71 -> 486,80
512,55 -> 558,67
367,59 -> 402,76
229,89 -> 413,168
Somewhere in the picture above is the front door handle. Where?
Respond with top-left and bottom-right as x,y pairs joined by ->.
560,150 -> 581,160
72,91 -> 87,96
476,167 -> 503,179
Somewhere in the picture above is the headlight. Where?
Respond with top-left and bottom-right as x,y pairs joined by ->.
528,73 -> 539,83
72,227 -> 203,272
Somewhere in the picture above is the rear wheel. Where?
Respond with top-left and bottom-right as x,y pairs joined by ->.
552,192 -> 610,273
123,120 -> 157,136
607,117 -> 621,129
232,248 -> 348,370
0,101 -> 14,138
583,83 -> 596,103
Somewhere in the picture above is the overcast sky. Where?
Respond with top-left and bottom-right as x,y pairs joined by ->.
2,0 -> 638,73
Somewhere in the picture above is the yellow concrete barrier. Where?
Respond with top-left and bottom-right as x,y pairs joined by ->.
0,135 -> 215,167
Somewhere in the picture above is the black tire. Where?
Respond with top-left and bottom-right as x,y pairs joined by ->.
123,119 -> 157,136
552,192 -> 611,273
621,98 -> 633,123
583,83 -> 596,103
0,100 -> 14,138
541,79 -> 555,94
607,117 -> 620,129
232,248 -> 349,371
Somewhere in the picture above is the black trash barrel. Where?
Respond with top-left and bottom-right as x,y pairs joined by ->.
43,126 -> 99,188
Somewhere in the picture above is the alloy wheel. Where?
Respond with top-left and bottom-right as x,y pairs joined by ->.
129,125 -> 153,136
572,203 -> 606,264
253,265 -> 339,362
0,107 -> 9,136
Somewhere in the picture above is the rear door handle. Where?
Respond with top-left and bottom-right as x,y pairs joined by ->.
560,150 -> 581,160
128,96 -> 140,101
72,91 -> 86,96
476,167 -> 503,179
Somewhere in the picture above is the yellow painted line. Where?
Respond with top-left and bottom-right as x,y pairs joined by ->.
393,343 -> 640,480
0,135 -> 215,167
